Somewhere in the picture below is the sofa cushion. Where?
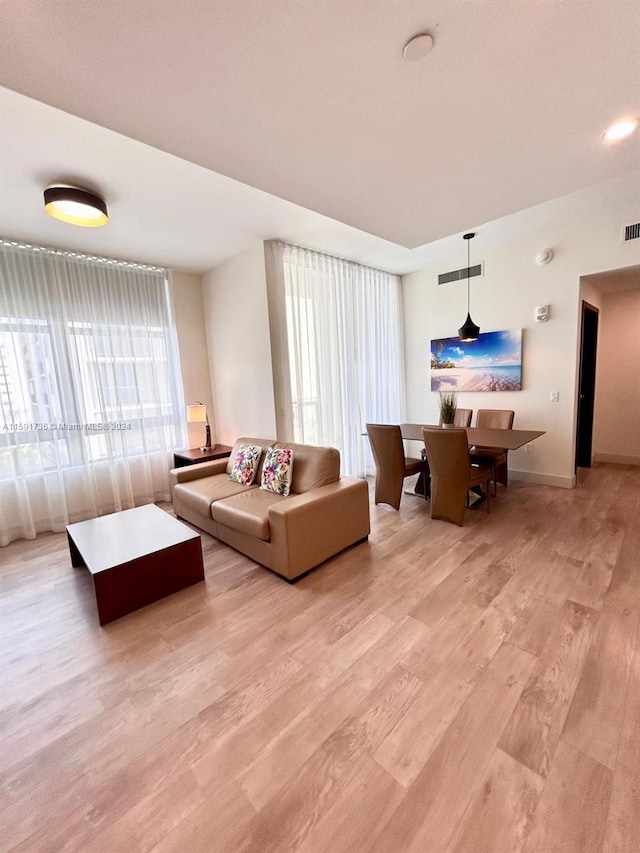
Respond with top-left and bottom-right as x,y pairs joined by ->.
211,487 -> 288,541
173,474 -> 255,518
229,444 -> 263,485
274,441 -> 340,493
226,437 -> 275,481
260,447 -> 294,497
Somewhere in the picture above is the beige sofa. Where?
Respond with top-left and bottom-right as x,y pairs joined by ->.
170,437 -> 370,581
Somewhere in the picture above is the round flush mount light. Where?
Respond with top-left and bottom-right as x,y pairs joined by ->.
403,32 -> 434,61
44,185 -> 109,227
601,117 -> 638,143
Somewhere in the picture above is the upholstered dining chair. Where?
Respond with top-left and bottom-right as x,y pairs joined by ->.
439,407 -> 473,427
469,409 -> 515,495
366,424 -> 425,510
422,427 -> 493,526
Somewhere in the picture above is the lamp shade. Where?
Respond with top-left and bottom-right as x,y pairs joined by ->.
44,186 -> 109,228
458,313 -> 480,342
186,403 -> 207,423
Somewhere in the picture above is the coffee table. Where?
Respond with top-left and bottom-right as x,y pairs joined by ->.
66,504 -> 204,625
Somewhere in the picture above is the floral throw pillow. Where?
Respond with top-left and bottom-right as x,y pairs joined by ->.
260,447 -> 294,497
228,445 -> 263,485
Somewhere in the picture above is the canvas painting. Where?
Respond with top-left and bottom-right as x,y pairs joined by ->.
430,329 -> 522,391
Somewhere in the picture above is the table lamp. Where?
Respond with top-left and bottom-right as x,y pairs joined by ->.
186,402 -> 212,452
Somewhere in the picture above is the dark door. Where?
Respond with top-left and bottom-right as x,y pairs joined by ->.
576,301 -> 599,468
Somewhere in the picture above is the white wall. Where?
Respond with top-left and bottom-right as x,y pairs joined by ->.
593,287 -> 640,464
578,278 -> 604,313
202,243 -> 277,443
170,270 -> 215,449
402,179 -> 640,488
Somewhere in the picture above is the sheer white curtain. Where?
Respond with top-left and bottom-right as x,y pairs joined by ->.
0,240 -> 186,546
268,242 -> 405,477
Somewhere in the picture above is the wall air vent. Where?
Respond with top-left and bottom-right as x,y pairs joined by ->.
622,222 -> 640,242
438,263 -> 483,286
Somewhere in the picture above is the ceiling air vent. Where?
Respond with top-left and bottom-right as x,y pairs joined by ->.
438,263 -> 483,286
622,222 -> 640,242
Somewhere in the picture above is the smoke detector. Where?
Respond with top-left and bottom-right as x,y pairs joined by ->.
535,248 -> 554,266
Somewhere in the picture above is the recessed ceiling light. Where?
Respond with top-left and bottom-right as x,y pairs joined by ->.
403,33 -> 434,61
44,185 -> 109,227
602,118 -> 638,143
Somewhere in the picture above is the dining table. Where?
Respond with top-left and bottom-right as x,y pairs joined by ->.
400,423 -> 545,449
399,423 -> 546,497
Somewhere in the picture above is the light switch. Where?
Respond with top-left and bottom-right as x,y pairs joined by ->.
550,391 -> 560,402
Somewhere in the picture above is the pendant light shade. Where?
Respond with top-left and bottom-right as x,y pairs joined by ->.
44,185 -> 109,228
458,232 -> 479,342
458,312 -> 480,342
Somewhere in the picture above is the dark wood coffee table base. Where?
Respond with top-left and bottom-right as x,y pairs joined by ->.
67,505 -> 205,625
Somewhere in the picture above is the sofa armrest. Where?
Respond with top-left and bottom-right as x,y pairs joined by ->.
170,458 -> 229,488
268,477 -> 370,580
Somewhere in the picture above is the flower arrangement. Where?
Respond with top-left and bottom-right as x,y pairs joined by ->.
438,390 -> 458,425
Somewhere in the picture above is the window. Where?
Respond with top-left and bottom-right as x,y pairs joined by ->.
0,240 -> 187,545
0,316 -> 68,475
286,293 -> 321,443
0,313 -> 183,473
271,241 -> 405,477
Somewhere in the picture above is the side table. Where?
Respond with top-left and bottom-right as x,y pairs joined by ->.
173,445 -> 233,468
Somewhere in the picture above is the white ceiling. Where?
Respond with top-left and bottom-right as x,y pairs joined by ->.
1,1 -> 639,273
582,264 -> 640,295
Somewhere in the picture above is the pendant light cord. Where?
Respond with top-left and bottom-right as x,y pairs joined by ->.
467,238 -> 470,313
459,232 -> 479,341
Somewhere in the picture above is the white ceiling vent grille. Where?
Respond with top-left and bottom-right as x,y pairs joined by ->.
438,263 -> 483,286
622,222 -> 640,242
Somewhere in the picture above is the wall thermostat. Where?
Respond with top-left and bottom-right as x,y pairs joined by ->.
536,305 -> 550,322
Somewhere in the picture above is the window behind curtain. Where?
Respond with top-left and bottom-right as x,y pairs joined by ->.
0,240 -> 186,545
277,242 -> 405,477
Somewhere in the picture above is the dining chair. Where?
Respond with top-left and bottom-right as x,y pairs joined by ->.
469,409 -> 515,495
438,407 -> 473,427
422,427 -> 493,526
366,424 -> 425,510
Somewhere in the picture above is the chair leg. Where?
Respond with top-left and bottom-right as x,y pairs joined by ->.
489,464 -> 497,497
374,474 -> 402,510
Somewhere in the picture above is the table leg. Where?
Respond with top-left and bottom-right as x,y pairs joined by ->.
413,457 -> 431,499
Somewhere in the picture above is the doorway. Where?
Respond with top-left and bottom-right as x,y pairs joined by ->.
575,301 -> 599,469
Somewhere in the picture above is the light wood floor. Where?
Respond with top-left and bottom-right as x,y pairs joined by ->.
1,464 -> 638,852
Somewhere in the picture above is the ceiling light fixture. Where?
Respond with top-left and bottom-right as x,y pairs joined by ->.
44,185 -> 109,227
602,118 -> 638,143
403,32 -> 434,60
458,232 -> 480,342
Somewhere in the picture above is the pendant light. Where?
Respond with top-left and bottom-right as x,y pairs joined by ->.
458,232 -> 480,342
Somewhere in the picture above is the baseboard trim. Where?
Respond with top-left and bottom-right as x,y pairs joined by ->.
509,470 -> 576,489
593,453 -> 640,466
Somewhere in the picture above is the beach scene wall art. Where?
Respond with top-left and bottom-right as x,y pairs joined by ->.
430,329 -> 522,391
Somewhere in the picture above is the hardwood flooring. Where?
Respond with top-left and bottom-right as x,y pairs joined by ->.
0,463 -> 638,852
